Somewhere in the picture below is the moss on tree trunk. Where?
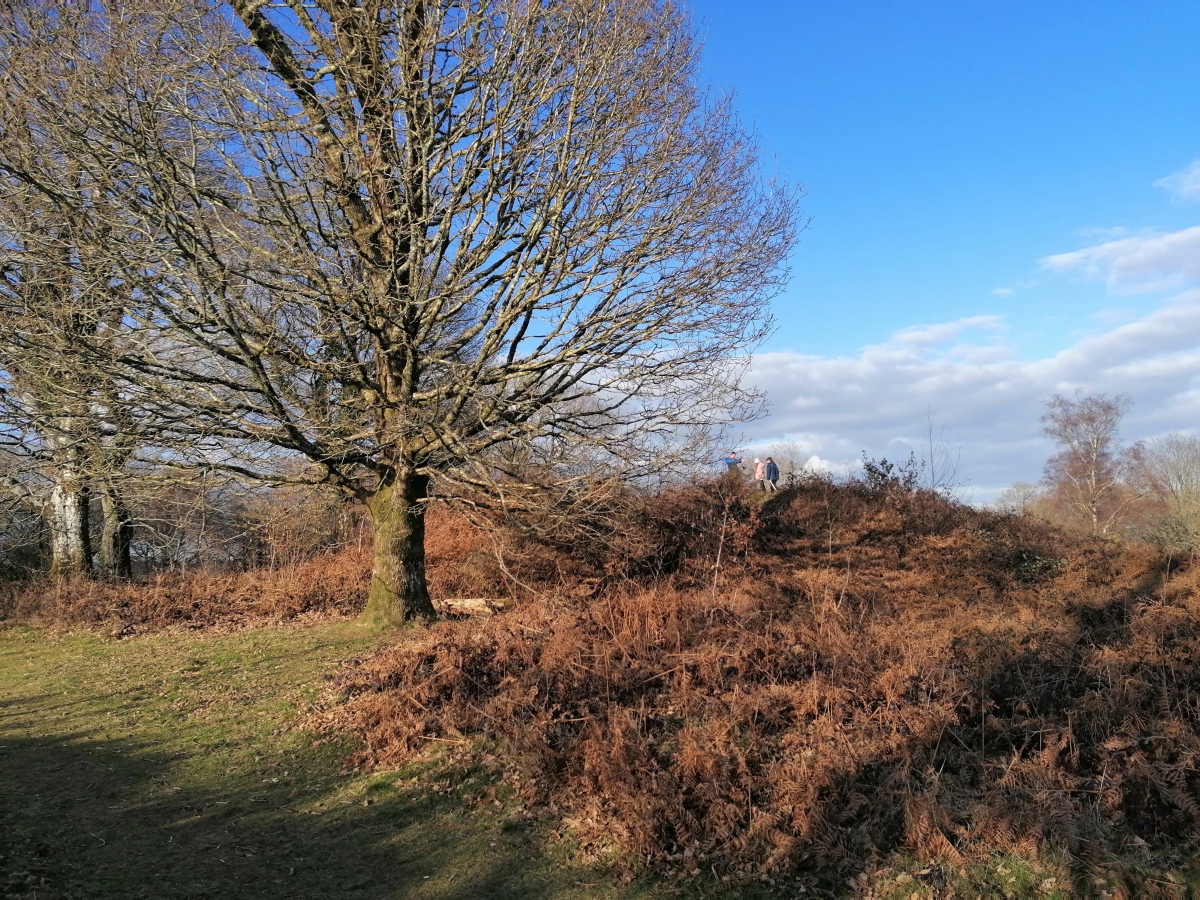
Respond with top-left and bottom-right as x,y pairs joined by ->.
364,471 -> 436,626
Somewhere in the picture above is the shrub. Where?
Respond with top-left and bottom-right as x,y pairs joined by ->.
321,482 -> 1200,885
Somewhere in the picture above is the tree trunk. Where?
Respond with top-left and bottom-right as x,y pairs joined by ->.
98,483 -> 133,578
364,471 -> 437,625
48,478 -> 92,579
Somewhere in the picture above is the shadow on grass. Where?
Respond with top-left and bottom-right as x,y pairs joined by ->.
0,727 -> 582,899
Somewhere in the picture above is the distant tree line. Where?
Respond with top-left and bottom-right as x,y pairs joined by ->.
996,392 -> 1200,553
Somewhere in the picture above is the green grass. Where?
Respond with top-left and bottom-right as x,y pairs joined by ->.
0,621 -> 671,900
861,853 -> 1077,899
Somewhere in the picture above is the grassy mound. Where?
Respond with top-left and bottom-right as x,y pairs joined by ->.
322,480 -> 1200,891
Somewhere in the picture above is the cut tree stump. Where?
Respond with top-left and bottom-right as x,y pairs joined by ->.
434,597 -> 513,617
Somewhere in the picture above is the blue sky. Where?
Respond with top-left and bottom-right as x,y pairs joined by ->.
686,1 -> 1200,498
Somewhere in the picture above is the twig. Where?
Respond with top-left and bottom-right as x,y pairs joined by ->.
712,505 -> 729,602
639,664 -> 686,685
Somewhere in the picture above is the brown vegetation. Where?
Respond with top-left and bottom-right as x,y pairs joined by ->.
0,545 -> 367,634
318,479 -> 1200,888
0,507 -> 498,633
7,476 -> 1200,889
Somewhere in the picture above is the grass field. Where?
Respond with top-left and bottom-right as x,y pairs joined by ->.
0,622 -> 669,900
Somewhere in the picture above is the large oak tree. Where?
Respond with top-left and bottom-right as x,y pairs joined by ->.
2,0 -> 798,621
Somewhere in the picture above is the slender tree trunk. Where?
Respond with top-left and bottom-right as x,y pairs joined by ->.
48,477 -> 92,579
364,470 -> 436,625
98,482 -> 133,578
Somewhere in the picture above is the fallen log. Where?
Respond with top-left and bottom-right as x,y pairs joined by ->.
434,597 -> 513,617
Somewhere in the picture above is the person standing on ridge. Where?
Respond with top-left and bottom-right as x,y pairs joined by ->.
724,450 -> 743,470
765,456 -> 780,493
753,457 -> 767,491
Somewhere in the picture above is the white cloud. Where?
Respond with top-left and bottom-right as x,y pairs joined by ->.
1041,226 -> 1200,295
1090,307 -> 1135,325
1155,160 -> 1200,202
990,278 -> 1041,298
891,316 -> 1003,346
745,296 -> 1200,503
1078,225 -> 1136,241
803,455 -> 834,473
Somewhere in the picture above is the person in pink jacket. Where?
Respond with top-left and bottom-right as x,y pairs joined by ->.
753,457 -> 767,491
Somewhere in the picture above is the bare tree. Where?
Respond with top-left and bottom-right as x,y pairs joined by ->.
0,212 -> 100,578
766,439 -> 817,487
1130,433 -> 1200,553
0,2 -> 151,578
0,447 -> 48,577
918,409 -> 962,499
992,481 -> 1040,516
1,0 -> 798,620
1041,392 -> 1135,536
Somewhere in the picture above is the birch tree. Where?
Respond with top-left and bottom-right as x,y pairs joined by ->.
1041,392 -> 1134,536
2,0 -> 798,620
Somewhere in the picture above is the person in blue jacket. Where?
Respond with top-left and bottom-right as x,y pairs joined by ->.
764,457 -> 780,492
723,450 -> 743,470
